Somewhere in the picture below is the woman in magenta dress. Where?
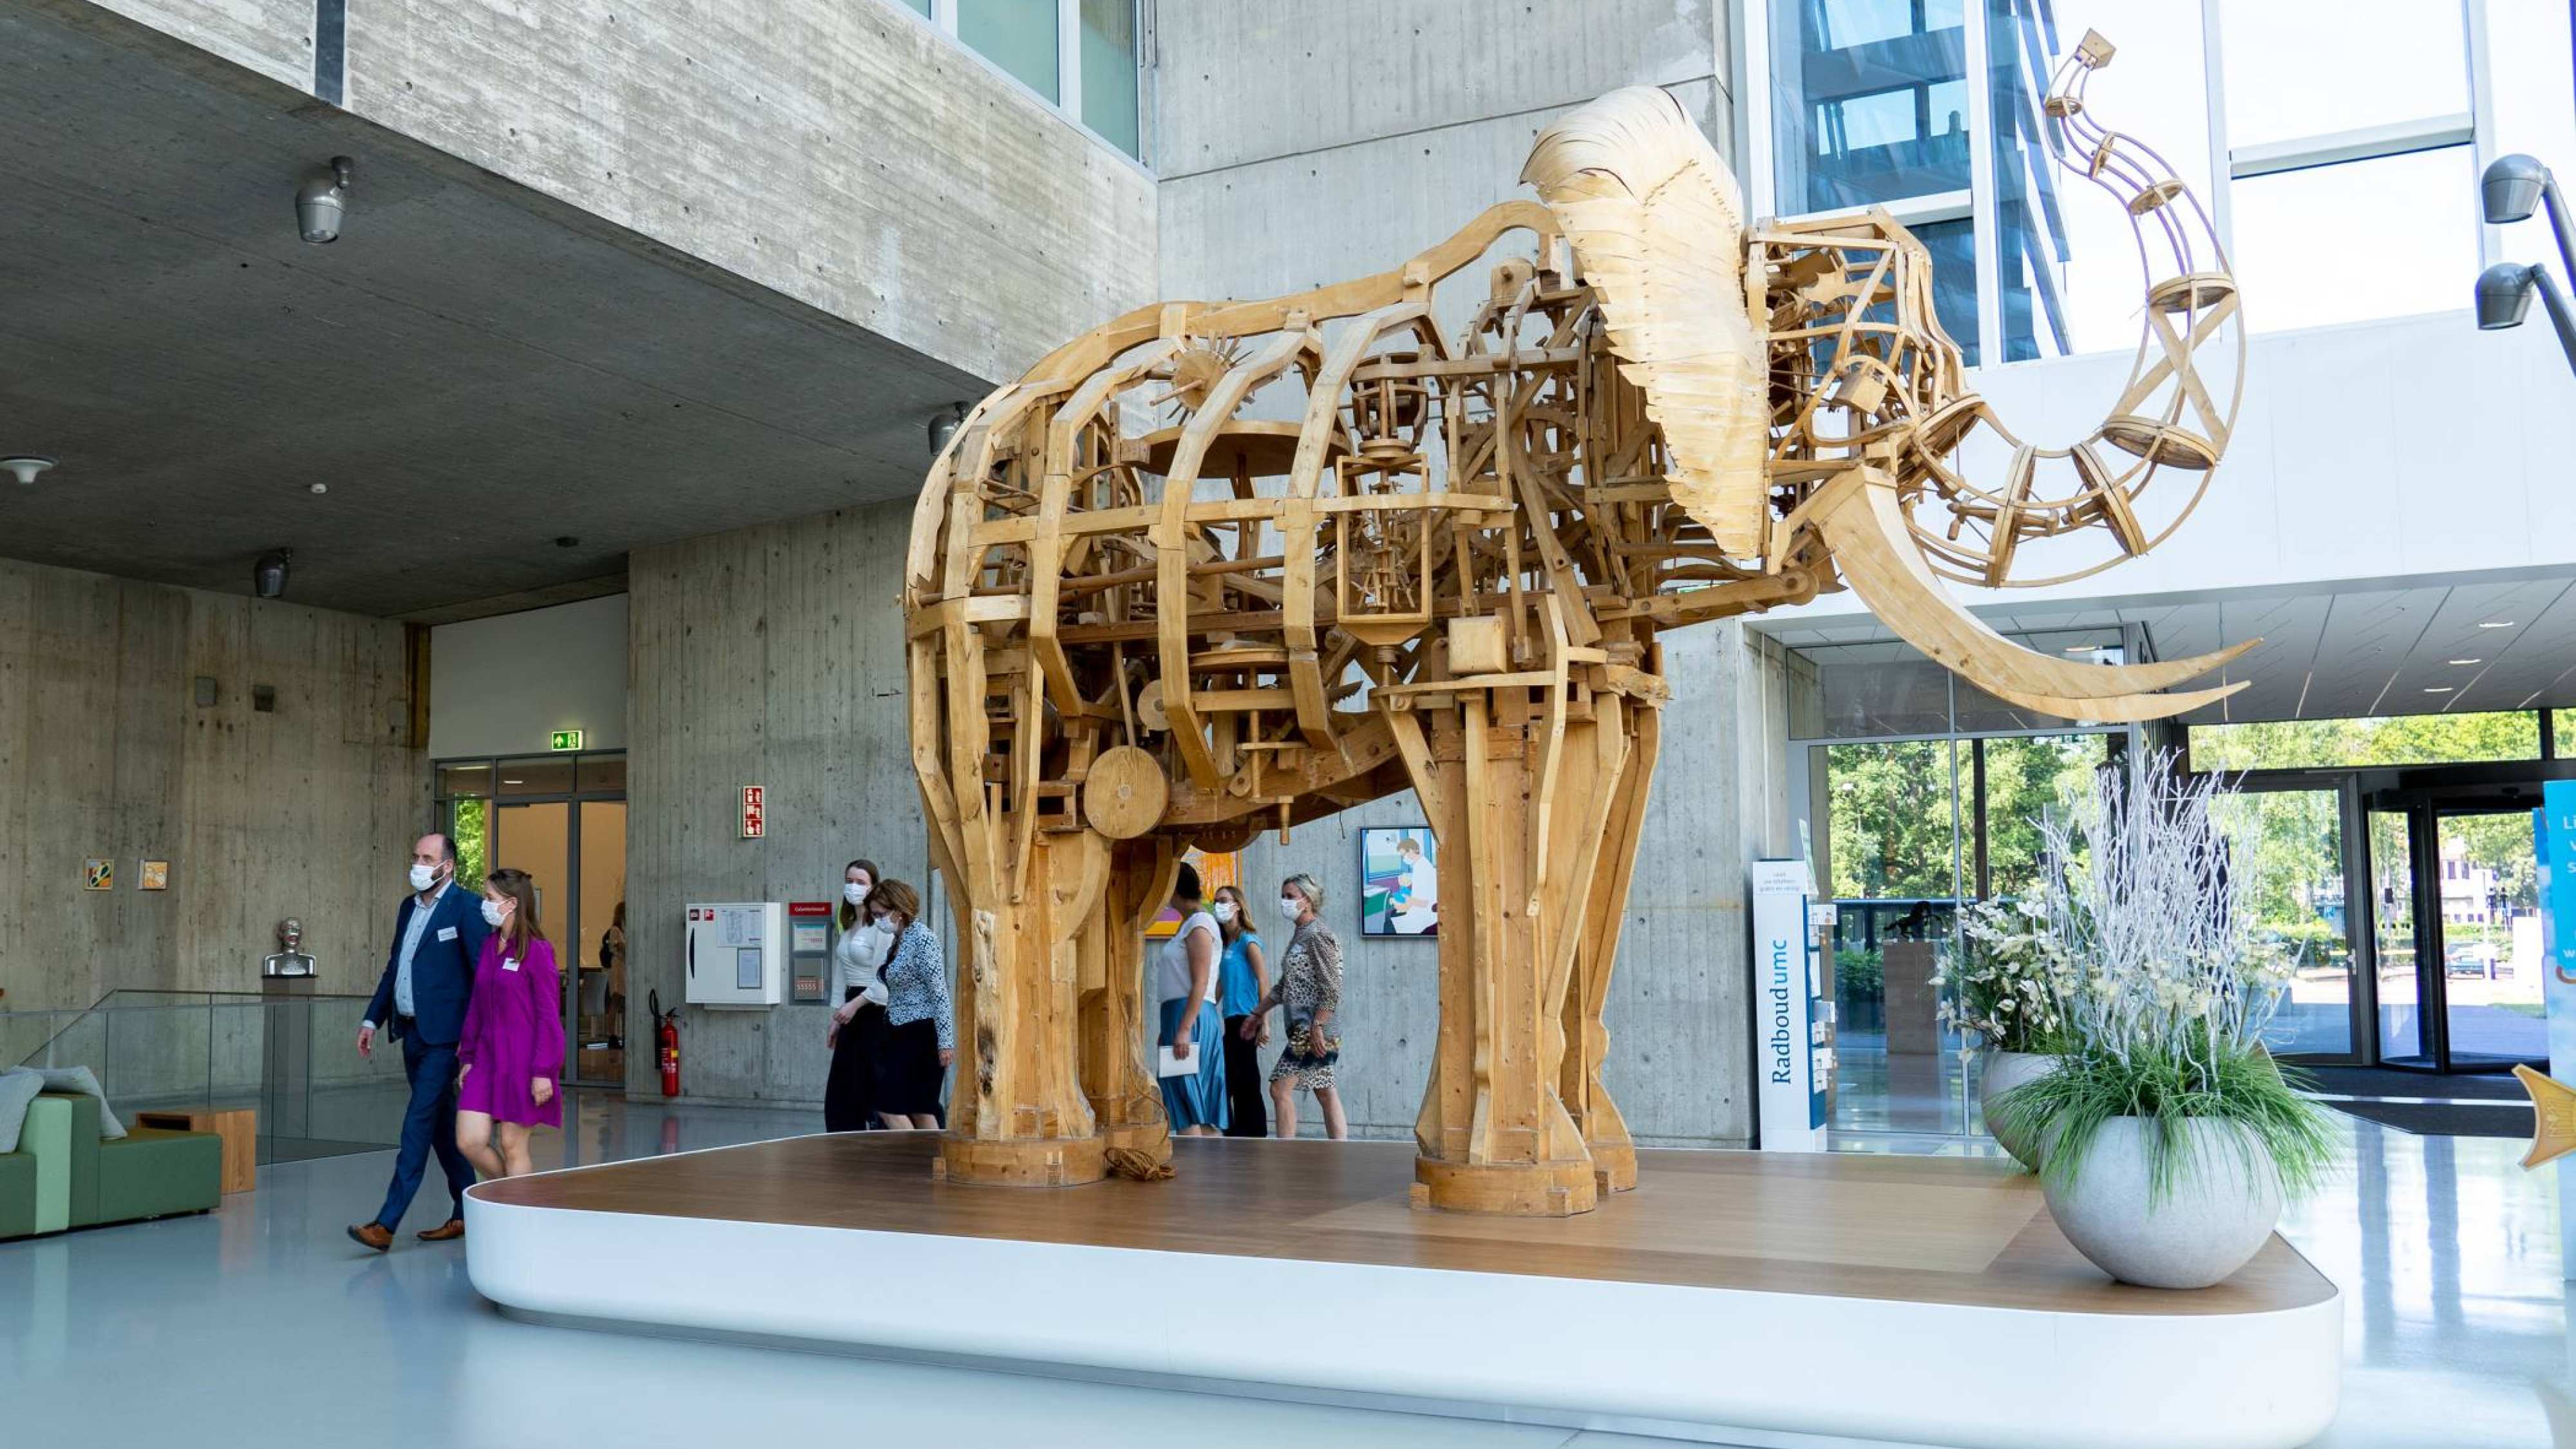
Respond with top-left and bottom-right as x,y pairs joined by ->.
454,867 -> 563,1182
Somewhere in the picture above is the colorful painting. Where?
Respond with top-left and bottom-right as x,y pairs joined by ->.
1146,848 -> 1239,938
1359,826 -> 1437,938
83,858 -> 113,891
138,860 -> 169,891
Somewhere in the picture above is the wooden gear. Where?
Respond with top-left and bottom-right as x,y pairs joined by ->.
903,34 -> 2255,1212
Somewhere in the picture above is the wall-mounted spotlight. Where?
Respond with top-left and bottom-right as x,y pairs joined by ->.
2476,262 -> 2576,370
927,401 -> 971,459
1,455 -> 55,486
253,549 -> 293,600
296,157 -> 354,244
2479,153 -> 2576,378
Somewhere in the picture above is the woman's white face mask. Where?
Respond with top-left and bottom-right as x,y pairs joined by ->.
844,881 -> 869,905
1280,896 -> 1304,922
1211,900 -> 1236,925
480,897 -> 509,928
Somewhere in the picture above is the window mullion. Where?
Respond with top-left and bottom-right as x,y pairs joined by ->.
1964,0 -> 2002,365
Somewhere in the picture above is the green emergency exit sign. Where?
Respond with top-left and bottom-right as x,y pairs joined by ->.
549,730 -> 585,752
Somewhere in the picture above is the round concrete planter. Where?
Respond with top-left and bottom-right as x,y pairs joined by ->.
2042,1117 -> 2284,1289
1976,1049 -> 2061,1169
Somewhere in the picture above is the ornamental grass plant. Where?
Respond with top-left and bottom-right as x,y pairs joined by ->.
1985,752 -> 2336,1203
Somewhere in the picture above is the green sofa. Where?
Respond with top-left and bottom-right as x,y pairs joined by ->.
0,1092 -> 221,1241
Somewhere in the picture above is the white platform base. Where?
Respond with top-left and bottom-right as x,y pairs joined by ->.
468,1182 -> 2340,1449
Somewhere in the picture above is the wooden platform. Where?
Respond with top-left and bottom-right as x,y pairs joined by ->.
467,1135 -> 2342,1448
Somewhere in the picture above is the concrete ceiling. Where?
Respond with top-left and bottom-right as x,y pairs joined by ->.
1761,571 -> 2576,728
0,1 -> 989,620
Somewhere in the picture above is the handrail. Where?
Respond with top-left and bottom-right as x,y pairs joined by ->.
5,987 -> 375,1068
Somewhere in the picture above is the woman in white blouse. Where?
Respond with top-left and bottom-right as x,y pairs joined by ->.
822,858 -> 888,1132
1155,862 -> 1228,1136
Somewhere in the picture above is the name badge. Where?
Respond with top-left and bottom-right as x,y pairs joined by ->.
437,926 -> 459,942
503,958 -> 520,972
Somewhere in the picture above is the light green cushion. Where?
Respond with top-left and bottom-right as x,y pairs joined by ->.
46,1092 -> 102,1227
93,1127 -> 219,1224
0,1147 -> 33,1240
22,1095 -> 72,1235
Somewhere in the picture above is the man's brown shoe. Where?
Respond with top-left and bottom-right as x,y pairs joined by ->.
346,1222 -> 393,1253
416,1218 -> 466,1242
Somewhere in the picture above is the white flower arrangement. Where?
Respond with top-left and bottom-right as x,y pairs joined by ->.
1985,750 -> 2334,1200
1935,896 -> 2076,1054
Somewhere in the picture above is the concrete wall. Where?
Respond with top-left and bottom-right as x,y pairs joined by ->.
90,0 -> 1160,386
1151,0 -> 1768,1146
1155,0 -> 1736,308
430,594 -> 631,758
0,557 -> 428,1015
623,499 -> 927,1103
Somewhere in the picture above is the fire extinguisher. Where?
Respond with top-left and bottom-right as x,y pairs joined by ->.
650,988 -> 681,1097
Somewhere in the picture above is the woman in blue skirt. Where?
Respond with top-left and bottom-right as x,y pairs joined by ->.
1155,862 -> 1227,1135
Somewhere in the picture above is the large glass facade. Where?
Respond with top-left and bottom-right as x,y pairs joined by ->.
1756,0 -> 2543,359
1770,0 -> 1973,211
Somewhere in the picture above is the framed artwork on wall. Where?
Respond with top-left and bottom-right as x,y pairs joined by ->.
1358,826 -> 1437,938
1146,847 -> 1238,938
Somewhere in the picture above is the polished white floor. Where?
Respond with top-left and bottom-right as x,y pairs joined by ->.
0,1094 -> 2561,1448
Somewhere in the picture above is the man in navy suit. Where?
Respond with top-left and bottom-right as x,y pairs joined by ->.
346,833 -> 491,1251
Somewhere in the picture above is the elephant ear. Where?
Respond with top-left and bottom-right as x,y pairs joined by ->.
1522,87 -> 1769,559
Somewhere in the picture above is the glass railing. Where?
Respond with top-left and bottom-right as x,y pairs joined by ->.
3,989 -> 411,1164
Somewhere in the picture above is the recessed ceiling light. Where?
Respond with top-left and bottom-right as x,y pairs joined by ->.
2479,620 -> 2516,629
2448,658 -> 2481,666
2423,686 -> 2455,694
2061,644 -> 2097,654
308,482 -> 328,495
502,778 -> 524,784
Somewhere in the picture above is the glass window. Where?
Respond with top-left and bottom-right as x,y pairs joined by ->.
1913,216 -> 1982,366
1771,0 -> 1974,213
1987,0 -> 2215,359
891,0 -> 931,14
2214,788 -> 2354,1057
960,0 -> 1061,103
2190,712 -> 2544,772
450,797 -> 490,893
435,761 -> 493,799
1079,0 -> 1140,158
2219,0 -> 2468,150
2230,146 -> 2479,332
2487,0 -> 2576,273
576,754 -> 627,795
495,759 -> 576,797
1807,650 -> 1959,737
1976,733 -> 2107,899
1823,739 -> 1964,900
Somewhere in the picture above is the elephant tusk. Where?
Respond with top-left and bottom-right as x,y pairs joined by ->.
1809,474 -> 2257,723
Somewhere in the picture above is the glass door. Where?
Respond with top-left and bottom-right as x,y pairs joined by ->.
2369,806 -> 2429,1066
2221,785 -> 2359,1059
437,752 -> 628,1089
2433,810 -> 2545,1068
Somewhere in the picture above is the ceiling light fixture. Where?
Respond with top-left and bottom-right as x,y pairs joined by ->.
2448,658 -> 2482,665
2423,685 -> 2456,694
502,779 -> 524,785
2479,620 -> 2517,629
296,156 -> 354,243
252,549 -> 292,600
2,456 -> 55,486
927,401 -> 971,459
